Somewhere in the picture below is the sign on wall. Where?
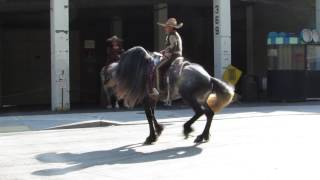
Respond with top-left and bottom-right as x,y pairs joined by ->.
84,40 -> 95,49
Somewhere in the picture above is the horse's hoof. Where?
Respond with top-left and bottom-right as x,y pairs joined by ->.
194,134 -> 210,143
156,124 -> 164,136
203,133 -> 211,141
183,126 -> 194,139
144,136 -> 157,145
194,135 -> 204,143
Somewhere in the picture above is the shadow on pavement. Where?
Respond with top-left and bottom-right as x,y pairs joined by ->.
32,143 -> 202,176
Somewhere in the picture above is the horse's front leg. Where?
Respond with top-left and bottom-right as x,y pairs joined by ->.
143,100 -> 158,145
151,107 -> 164,136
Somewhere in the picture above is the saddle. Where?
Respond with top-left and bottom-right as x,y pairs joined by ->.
147,52 -> 188,103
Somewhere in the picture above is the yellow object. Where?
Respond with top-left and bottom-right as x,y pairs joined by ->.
222,65 -> 242,86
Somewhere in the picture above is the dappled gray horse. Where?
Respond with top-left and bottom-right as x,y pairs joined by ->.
100,66 -> 121,109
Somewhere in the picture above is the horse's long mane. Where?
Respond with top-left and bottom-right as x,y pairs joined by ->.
115,46 -> 152,107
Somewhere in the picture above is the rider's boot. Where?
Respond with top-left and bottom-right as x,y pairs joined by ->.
164,75 -> 171,106
152,87 -> 160,96
149,80 -> 159,96
149,86 -> 159,101
148,68 -> 160,100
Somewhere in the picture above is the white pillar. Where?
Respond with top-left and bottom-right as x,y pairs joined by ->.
213,0 -> 231,79
316,0 -> 320,30
154,3 -> 168,51
0,25 -> 3,107
111,16 -> 123,38
50,0 -> 70,111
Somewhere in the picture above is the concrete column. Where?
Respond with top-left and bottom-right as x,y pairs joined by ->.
111,16 -> 123,38
213,0 -> 231,79
0,25 -> 3,108
315,0 -> 320,70
153,3 -> 168,51
50,0 -> 70,111
246,5 -> 254,74
316,0 -> 320,30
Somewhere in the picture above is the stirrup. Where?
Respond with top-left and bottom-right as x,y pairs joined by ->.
152,88 -> 160,96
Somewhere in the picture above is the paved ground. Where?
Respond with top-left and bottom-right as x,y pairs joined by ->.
0,103 -> 320,179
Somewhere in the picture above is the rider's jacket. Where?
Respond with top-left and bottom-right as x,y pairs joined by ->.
163,31 -> 182,60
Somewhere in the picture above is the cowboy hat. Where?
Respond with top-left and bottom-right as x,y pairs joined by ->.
106,35 -> 123,42
157,18 -> 183,29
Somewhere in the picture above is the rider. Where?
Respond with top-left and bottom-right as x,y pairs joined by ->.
151,18 -> 183,98
101,35 -> 124,109
105,35 -> 124,66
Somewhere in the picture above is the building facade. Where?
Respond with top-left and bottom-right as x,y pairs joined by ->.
0,0 -> 317,110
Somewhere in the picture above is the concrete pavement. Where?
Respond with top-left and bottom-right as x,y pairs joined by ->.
1,102 -> 319,132
0,104 -> 320,179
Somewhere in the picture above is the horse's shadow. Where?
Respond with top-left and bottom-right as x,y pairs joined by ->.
32,143 -> 202,176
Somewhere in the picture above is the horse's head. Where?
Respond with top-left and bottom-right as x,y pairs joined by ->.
101,62 -> 119,88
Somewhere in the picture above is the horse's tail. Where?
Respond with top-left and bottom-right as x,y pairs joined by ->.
206,77 -> 235,112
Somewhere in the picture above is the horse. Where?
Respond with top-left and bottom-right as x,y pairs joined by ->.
103,46 -> 235,144
100,66 -> 122,109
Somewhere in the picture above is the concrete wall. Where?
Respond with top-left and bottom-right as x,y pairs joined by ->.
1,28 -> 81,106
2,29 -> 50,105
253,0 -> 315,76
122,6 -> 154,50
231,2 -> 247,75
169,5 -> 214,74
69,31 -> 81,104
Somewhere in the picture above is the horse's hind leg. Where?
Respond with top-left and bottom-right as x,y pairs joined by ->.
182,97 -> 204,138
194,109 -> 214,143
184,112 -> 202,139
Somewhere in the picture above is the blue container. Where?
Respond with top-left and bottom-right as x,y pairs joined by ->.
281,33 -> 298,44
278,32 -> 286,37
287,33 -> 299,44
267,32 -> 278,45
284,36 -> 290,44
275,32 -> 286,45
